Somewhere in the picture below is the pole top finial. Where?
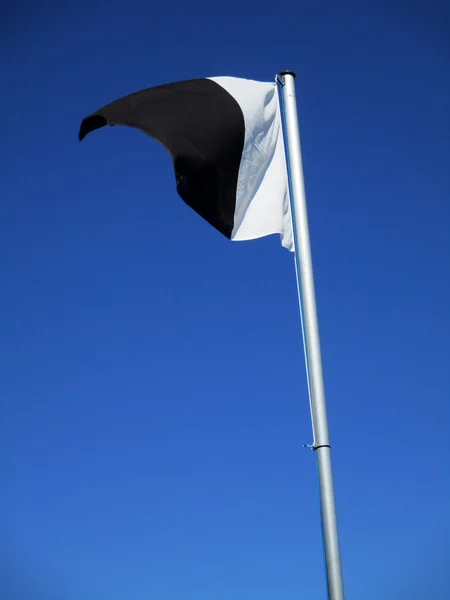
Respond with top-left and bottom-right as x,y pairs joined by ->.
278,70 -> 296,78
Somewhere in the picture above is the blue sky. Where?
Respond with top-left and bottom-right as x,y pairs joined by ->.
1,1 -> 449,598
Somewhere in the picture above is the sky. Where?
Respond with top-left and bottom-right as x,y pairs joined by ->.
1,1 -> 449,598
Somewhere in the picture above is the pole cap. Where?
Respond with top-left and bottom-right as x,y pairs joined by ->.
278,70 -> 296,78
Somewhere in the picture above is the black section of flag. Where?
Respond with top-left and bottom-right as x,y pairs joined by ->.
79,79 -> 245,239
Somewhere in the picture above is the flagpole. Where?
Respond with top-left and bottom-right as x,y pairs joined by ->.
277,70 -> 345,600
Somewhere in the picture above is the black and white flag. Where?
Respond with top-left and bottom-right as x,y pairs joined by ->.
79,76 -> 293,251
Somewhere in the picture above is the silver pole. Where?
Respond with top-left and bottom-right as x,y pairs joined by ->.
277,70 -> 345,600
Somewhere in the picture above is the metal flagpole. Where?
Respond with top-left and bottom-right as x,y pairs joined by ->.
277,70 -> 345,600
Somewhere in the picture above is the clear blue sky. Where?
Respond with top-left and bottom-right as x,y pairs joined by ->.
2,1 -> 449,599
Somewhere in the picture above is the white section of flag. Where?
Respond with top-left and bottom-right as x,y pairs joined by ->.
209,77 -> 293,252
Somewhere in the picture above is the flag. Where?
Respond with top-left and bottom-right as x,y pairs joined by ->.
79,76 -> 293,251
